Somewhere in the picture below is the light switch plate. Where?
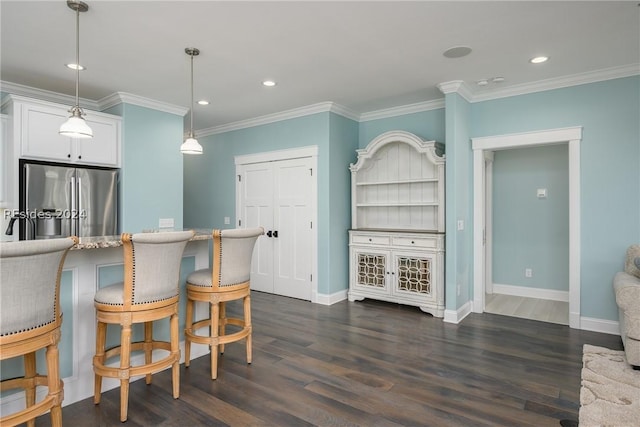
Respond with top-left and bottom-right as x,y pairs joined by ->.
537,188 -> 547,199
159,218 -> 174,228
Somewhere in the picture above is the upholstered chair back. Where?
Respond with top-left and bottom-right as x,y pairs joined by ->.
123,231 -> 194,306
0,237 -> 76,337
213,227 -> 264,289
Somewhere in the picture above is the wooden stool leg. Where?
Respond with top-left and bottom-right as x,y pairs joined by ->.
184,296 -> 193,367
144,321 -> 153,385
244,294 -> 252,364
24,352 -> 36,427
210,301 -> 220,380
46,343 -> 63,427
170,310 -> 180,399
93,320 -> 107,405
219,301 -> 226,354
119,323 -> 132,422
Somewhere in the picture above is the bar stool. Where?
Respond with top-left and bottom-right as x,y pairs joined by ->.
0,237 -> 77,427
92,230 -> 193,422
184,227 -> 263,379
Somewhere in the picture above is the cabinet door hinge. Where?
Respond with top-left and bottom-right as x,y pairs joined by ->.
310,274 -> 313,282
238,219 -> 242,226
309,168 -> 313,176
238,175 -> 242,182
310,221 -> 313,229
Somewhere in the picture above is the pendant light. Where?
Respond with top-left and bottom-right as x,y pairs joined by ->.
180,47 -> 203,155
59,0 -> 93,139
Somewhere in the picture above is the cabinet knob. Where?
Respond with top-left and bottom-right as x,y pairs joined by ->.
411,241 -> 415,244
78,155 -> 82,160
368,238 -> 372,242
67,154 -> 71,158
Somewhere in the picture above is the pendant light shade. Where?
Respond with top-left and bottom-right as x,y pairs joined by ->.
60,0 -> 93,139
59,106 -> 93,138
180,135 -> 203,155
181,47 -> 203,155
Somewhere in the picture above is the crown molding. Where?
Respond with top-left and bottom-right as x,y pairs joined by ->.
469,63 -> 640,103
0,80 -> 99,110
360,99 -> 445,122
198,102 -> 356,137
437,80 -> 473,102
98,92 -> 188,116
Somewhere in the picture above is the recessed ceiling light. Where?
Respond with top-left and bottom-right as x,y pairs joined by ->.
476,79 -> 489,86
262,80 -> 276,87
197,100 -> 209,105
65,63 -> 85,70
443,46 -> 472,59
530,56 -> 549,64
492,77 -> 505,83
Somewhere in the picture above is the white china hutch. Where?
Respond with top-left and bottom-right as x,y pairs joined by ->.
348,131 -> 445,317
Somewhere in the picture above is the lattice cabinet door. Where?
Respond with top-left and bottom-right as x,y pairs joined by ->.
392,251 -> 437,303
351,248 -> 391,295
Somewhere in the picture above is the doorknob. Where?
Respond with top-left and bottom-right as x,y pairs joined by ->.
273,230 -> 278,238
266,230 -> 273,237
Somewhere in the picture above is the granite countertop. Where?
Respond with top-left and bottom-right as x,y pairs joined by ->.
73,228 -> 212,250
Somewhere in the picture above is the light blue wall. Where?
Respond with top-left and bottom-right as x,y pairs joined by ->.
471,76 -> 640,320
104,103 -> 184,233
184,113 -> 329,229
328,113 -> 359,294
184,112 -> 363,295
359,109 -> 445,148
443,93 -> 473,311
492,145 -> 569,290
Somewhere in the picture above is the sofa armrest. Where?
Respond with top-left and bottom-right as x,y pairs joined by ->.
614,271 -> 640,311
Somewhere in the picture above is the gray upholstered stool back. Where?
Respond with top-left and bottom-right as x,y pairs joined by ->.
215,227 -> 264,288
126,231 -> 194,305
0,237 -> 76,336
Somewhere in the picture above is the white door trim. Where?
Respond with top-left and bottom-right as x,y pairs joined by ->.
235,146 -> 318,165
235,146 -> 318,303
471,127 -> 582,329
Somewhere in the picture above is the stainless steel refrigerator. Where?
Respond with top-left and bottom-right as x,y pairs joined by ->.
19,161 -> 118,240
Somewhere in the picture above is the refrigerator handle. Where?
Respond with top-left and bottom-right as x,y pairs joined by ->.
70,176 -> 76,236
77,177 -> 82,236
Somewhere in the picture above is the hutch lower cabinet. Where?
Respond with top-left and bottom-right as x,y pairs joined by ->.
348,130 -> 445,317
348,230 -> 445,317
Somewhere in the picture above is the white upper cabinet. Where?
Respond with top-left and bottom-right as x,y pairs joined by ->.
9,96 -> 121,167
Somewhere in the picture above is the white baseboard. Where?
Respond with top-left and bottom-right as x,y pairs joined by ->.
579,316 -> 620,335
492,283 -> 569,302
443,301 -> 473,324
315,289 -> 348,305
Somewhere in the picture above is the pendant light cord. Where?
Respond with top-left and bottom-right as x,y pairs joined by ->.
74,5 -> 80,109
190,52 -> 194,138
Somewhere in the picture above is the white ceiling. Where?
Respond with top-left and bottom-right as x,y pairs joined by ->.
1,1 -> 639,132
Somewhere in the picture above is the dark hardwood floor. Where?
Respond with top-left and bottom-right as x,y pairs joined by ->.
36,291 -> 622,426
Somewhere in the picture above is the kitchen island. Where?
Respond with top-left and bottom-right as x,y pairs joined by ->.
1,229 -> 214,414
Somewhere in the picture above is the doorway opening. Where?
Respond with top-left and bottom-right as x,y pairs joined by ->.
472,127 -> 582,329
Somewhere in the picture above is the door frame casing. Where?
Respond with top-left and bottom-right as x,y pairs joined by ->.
235,146 -> 318,303
471,127 -> 582,329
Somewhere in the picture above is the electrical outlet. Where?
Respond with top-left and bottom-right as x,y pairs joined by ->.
457,220 -> 464,231
456,284 -> 461,296
224,217 -> 230,225
158,218 -> 174,228
525,268 -> 533,278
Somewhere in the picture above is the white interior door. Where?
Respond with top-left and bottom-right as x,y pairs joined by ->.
237,153 -> 315,301
239,162 -> 274,293
272,157 -> 313,300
